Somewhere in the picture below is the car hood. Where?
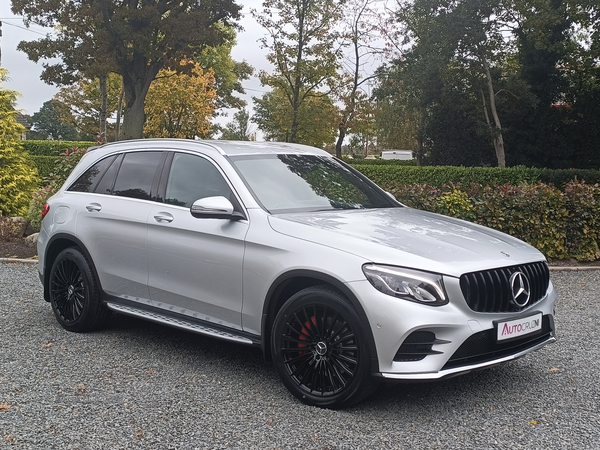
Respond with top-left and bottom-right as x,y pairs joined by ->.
268,207 -> 545,277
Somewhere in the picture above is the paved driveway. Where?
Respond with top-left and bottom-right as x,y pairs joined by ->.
1,262 -> 598,449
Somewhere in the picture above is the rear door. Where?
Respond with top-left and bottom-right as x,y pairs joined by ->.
72,151 -> 165,302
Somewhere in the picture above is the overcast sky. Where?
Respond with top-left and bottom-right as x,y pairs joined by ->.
0,1 -> 269,120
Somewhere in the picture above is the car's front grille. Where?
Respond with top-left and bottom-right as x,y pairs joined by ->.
442,315 -> 554,370
459,261 -> 550,313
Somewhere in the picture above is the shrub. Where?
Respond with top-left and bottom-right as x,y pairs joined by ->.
564,181 -> 600,261
467,183 -> 568,259
0,143 -> 40,217
539,168 -> 600,187
352,164 -> 600,192
26,147 -> 87,230
30,155 -> 56,182
434,189 -> 477,222
22,140 -> 95,156
395,182 -> 574,260
27,185 -> 53,231
0,70 -> 41,216
353,165 -> 542,190
344,157 -> 418,166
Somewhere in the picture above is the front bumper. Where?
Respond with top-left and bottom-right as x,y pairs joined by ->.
346,277 -> 557,380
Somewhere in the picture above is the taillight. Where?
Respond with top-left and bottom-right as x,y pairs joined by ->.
42,204 -> 50,220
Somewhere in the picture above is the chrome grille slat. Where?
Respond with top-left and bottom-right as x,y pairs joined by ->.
459,262 -> 550,313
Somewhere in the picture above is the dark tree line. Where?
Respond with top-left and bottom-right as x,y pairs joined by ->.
375,0 -> 600,168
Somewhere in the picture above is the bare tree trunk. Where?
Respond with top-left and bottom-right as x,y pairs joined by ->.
115,84 -> 124,141
481,55 -> 505,167
99,74 -> 107,144
335,125 -> 346,158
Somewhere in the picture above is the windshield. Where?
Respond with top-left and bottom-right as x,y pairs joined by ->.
230,154 -> 398,213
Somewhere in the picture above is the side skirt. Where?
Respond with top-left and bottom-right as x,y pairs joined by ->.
104,297 -> 261,346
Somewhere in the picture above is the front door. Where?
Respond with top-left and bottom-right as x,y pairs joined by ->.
146,152 -> 248,329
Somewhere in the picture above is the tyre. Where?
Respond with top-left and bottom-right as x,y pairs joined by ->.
271,286 -> 378,408
49,247 -> 110,332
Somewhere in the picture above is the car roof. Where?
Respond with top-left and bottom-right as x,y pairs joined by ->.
88,139 -> 332,158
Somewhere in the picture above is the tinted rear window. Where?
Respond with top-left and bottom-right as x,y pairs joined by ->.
113,152 -> 162,200
68,155 -> 117,193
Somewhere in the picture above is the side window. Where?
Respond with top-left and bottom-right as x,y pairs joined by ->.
94,154 -> 122,195
113,152 -> 163,200
165,153 -> 232,208
68,155 -> 117,193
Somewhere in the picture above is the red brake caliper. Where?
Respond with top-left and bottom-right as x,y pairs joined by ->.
298,316 -> 317,355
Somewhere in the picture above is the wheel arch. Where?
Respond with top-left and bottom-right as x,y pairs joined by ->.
42,233 -> 100,302
260,270 -> 379,373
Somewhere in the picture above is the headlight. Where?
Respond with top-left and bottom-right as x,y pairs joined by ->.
362,264 -> 448,306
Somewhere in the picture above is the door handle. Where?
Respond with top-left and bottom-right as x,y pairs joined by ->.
154,213 -> 174,223
86,203 -> 102,212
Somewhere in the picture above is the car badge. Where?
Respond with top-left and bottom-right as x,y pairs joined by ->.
509,271 -> 531,307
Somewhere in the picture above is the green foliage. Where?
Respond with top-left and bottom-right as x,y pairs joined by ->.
197,24 -> 253,111
392,181 -> 600,260
220,109 -> 255,141
30,156 -> 55,181
253,89 -> 338,147
375,0 -> 600,169
31,99 -> 80,140
253,0 -> 342,143
353,165 -> 542,191
466,183 -> 568,259
22,140 -> 95,156
27,147 -> 87,230
54,74 -> 123,140
0,69 -> 40,217
434,189 -> 477,222
564,181 -> 600,261
344,157 -> 417,166
27,185 -> 53,231
14,0 -> 242,139
538,168 -> 600,187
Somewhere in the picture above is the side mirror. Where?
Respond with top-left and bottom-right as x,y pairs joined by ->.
190,196 -> 244,220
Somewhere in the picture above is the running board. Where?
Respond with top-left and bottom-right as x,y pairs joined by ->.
106,302 -> 256,345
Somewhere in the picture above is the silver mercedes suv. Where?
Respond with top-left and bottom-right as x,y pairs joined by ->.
37,139 -> 556,408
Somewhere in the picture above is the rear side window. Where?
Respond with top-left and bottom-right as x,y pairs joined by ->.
113,152 -> 163,200
68,155 -> 117,193
94,154 -> 122,195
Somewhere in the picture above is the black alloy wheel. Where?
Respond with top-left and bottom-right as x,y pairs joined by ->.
272,286 -> 378,408
49,247 -> 110,332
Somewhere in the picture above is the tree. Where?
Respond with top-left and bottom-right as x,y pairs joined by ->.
31,100 -> 80,140
220,109 -> 255,140
144,61 -> 217,139
334,0 -> 388,158
253,88 -> 338,148
197,24 -> 254,112
12,0 -> 241,140
0,69 -> 39,217
253,0 -> 343,143
55,74 -> 123,141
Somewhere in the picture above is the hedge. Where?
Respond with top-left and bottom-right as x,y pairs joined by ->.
352,165 -> 600,190
353,165 -> 541,190
30,156 -> 56,182
343,157 -> 418,166
22,140 -> 95,156
392,181 -> 600,261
